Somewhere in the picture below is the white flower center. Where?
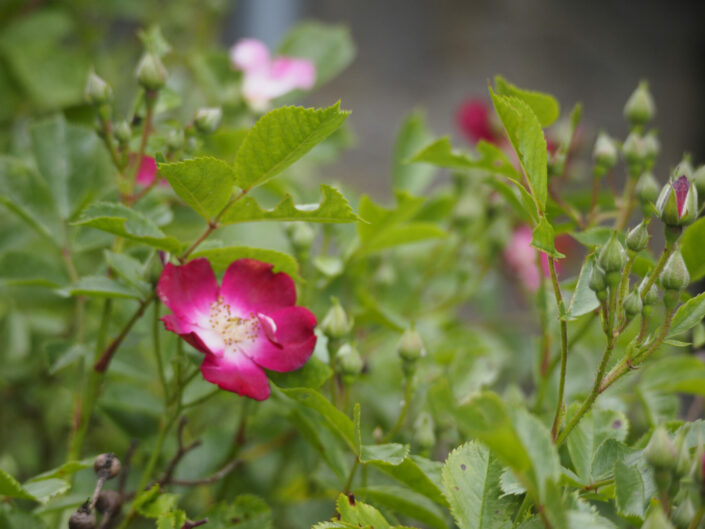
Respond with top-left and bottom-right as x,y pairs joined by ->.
208,297 -> 259,349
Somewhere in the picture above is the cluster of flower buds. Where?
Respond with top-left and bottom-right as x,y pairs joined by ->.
69,453 -> 122,529
397,326 -> 425,377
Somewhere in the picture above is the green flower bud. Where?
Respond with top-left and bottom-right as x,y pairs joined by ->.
693,164 -> 705,198
321,299 -> 353,339
656,175 -> 698,227
640,277 -> 659,306
624,80 -> 656,127
636,171 -> 660,205
623,290 -> 643,317
167,129 -> 185,151
589,264 -> 607,294
397,327 -> 425,363
287,222 -> 315,250
194,107 -> 222,134
645,426 -> 676,470
336,343 -> 363,381
598,236 -> 626,287
626,221 -> 650,252
673,497 -> 696,529
659,249 -> 690,291
85,70 -> 112,105
114,121 -> 131,145
593,131 -> 618,169
622,132 -> 647,174
643,131 -> 660,168
136,53 -> 168,91
413,412 -> 436,449
674,432 -> 691,478
642,502 -> 675,529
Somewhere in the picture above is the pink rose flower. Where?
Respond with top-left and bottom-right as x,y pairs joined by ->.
457,99 -> 503,146
157,258 -> 317,400
230,38 -> 316,111
504,226 -> 553,293
131,155 -> 167,188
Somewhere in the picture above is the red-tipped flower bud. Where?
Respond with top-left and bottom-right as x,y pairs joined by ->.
656,175 -> 698,227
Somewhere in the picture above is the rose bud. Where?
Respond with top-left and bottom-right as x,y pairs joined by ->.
645,426 -> 676,470
643,131 -> 660,169
94,453 -> 121,480
626,221 -> 650,253
413,412 -> 436,450
660,249 -> 690,293
336,343 -> 363,384
85,70 -> 112,106
598,236 -> 626,288
321,299 -> 353,339
397,326 -> 425,377
136,53 -> 168,91
656,175 -> 698,228
592,131 -> 618,170
589,264 -> 607,301
636,171 -> 660,206
623,290 -> 643,317
622,132 -> 647,175
624,80 -> 656,127
114,121 -> 131,145
640,276 -> 659,306
194,107 -> 223,134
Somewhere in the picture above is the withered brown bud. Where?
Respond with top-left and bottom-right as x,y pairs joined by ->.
69,503 -> 96,529
94,453 -> 121,480
95,489 -> 121,514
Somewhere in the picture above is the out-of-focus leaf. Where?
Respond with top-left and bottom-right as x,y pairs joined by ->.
335,493 -> 390,529
641,356 -> 705,396
360,444 -> 409,465
268,357 -> 332,389
22,479 -> 70,504
279,22 -> 355,86
370,455 -> 447,507
159,157 -> 236,220
0,251 -> 66,287
27,458 -> 93,482
565,256 -> 600,320
220,185 -> 359,224
393,110 -> 436,194
359,485 -> 449,529
442,441 -> 513,529
0,469 -> 36,501
58,276 -> 144,300
614,460 -> 645,521
104,251 -> 151,297
681,217 -> 705,282
206,495 -> 272,529
494,76 -> 560,127
73,202 -> 182,252
531,216 -> 565,260
233,103 -> 349,190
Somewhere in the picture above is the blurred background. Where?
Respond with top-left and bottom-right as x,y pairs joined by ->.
2,0 -> 705,195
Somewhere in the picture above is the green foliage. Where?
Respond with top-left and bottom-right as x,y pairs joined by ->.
233,103 -> 350,190
493,75 -> 561,127
191,246 -> 301,280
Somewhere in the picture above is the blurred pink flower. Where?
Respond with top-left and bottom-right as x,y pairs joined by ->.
157,258 -> 317,400
230,38 -> 316,111
504,226 -> 552,293
457,99 -> 502,145
131,155 -> 167,188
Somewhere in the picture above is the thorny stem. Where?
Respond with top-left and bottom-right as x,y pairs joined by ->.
548,257 -> 568,440
640,239 -> 675,303
99,113 -> 122,170
536,252 -> 551,378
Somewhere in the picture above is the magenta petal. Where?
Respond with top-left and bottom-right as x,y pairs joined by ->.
230,38 -> 270,73
162,314 -> 223,356
672,175 -> 690,217
136,156 -> 158,186
457,99 -> 496,145
220,259 -> 296,313
157,259 -> 219,322
200,353 -> 270,400
270,57 -> 316,91
246,306 -> 317,372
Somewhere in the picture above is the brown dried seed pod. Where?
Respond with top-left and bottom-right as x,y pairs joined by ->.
95,489 -> 121,514
93,453 -> 121,479
69,503 -> 96,529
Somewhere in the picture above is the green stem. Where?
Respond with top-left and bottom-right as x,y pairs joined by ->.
687,505 -> 705,529
344,458 -> 360,493
152,301 -> 168,402
640,241 -> 675,303
68,299 -> 112,461
548,257 -> 568,440
383,376 -> 414,442
614,174 -> 638,231
588,166 -> 605,225
616,254 -> 635,329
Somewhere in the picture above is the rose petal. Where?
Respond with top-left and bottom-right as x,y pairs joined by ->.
457,99 -> 497,145
200,353 -> 270,400
269,57 -> 316,91
136,155 -> 158,186
672,175 -> 690,217
162,314 -> 225,356
220,259 -> 296,314
157,259 -> 219,323
230,38 -> 270,74
246,306 -> 317,372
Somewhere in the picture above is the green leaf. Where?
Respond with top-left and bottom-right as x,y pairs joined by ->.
278,387 -> 356,452
667,291 -> 705,338
565,256 -> 600,320
27,459 -> 93,482
370,455 -> 447,507
393,110 -> 436,193
681,217 -> 705,282
287,407 -> 348,481
571,227 -> 613,248
0,251 -> 66,287
360,444 -> 409,465
0,156 -> 62,241
336,493 -> 390,529
30,115 -> 112,219
0,468 -> 36,501
590,439 -> 631,481
490,89 -> 547,211
22,479 -> 70,504
58,276 -> 144,300
531,217 -> 565,259
494,76 -> 560,127
206,495 -> 272,529
614,459 -> 645,520
442,441 -> 512,529
190,246 -> 300,281
73,202 -> 182,252
359,486 -> 449,529
104,251 -> 151,297
267,357 -> 332,389
279,22 -> 355,86
157,510 -> 187,529
233,103 -> 349,190
641,356 -> 705,396
159,157 -> 236,220
220,185 -> 359,224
